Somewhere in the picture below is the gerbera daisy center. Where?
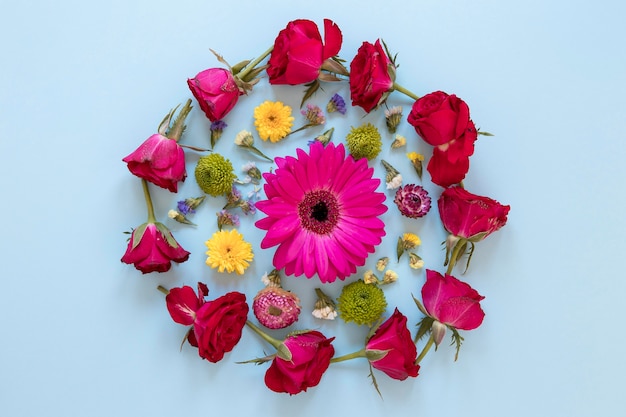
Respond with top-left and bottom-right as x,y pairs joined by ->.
298,190 -> 340,235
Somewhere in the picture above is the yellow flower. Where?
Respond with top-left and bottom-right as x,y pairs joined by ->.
254,101 -> 294,143
402,232 -> 421,248
406,151 -> 424,162
205,229 -> 254,274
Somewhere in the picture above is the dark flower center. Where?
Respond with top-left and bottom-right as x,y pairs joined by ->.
298,190 -> 340,235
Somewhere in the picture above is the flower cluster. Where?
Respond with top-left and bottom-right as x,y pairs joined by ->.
121,18 -> 511,397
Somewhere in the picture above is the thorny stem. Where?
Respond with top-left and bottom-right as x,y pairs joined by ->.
330,348 -> 366,363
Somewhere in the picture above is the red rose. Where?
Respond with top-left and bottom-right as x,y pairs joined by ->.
366,308 -> 419,380
349,39 -> 394,113
165,284 -> 248,363
267,19 -> 342,85
422,270 -> 485,332
187,68 -> 242,121
122,133 -> 186,192
264,330 -> 335,395
408,91 -> 478,187
438,186 -> 510,241
121,222 -> 190,273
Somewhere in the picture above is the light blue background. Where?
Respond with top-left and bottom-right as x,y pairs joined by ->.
2,1 -> 625,416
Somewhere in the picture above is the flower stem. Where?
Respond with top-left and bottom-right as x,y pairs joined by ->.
237,45 -> 274,80
245,320 -> 282,349
446,238 -> 465,275
415,334 -> 434,365
141,179 -> 157,223
392,82 -> 420,101
157,285 -> 169,295
330,348 -> 366,363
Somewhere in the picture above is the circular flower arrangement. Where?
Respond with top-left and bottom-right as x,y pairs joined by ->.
121,18 -> 511,396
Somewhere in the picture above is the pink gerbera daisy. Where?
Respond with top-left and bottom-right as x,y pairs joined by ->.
255,142 -> 387,283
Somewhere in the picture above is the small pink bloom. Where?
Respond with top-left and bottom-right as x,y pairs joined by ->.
122,134 -> 186,192
264,330 -> 335,395
187,68 -> 241,121
366,308 -> 419,380
253,287 -> 301,329
438,186 -> 510,241
267,19 -> 343,85
421,270 -> 485,331
121,222 -> 190,274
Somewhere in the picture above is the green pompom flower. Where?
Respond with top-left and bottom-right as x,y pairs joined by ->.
195,153 -> 236,196
345,123 -> 382,160
337,279 -> 387,326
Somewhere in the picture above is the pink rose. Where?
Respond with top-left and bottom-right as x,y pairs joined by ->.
264,330 -> 335,395
438,186 -> 510,241
165,283 -> 249,363
267,19 -> 342,85
349,39 -> 394,113
187,68 -> 242,121
366,308 -> 419,380
407,91 -> 478,187
422,269 -> 485,335
122,133 -> 186,192
121,222 -> 190,273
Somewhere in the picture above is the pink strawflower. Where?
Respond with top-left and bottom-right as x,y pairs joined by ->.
253,286 -> 301,329
394,184 -> 431,218
255,142 -> 387,283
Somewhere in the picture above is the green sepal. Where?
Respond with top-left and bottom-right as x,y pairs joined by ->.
367,362 -> 383,399
443,239 -> 451,267
468,232 -> 488,243
300,80 -> 321,108
365,349 -> 389,362
276,342 -> 293,362
414,316 -> 434,345
463,242 -> 476,274
155,222 -> 179,248
157,104 -> 179,135
449,326 -> 465,361
477,130 -> 494,136
230,59 -> 252,75
412,294 -> 429,317
131,223 -> 149,250
240,64 -> 268,83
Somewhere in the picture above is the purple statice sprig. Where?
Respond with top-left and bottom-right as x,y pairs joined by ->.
327,93 -> 347,115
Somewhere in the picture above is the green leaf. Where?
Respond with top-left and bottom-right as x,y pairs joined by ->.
396,236 -> 404,261
368,362 -> 383,399
414,316 -> 434,344
231,59 -> 251,75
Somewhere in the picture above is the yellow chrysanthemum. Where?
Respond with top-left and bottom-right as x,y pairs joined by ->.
402,232 -> 421,248
254,101 -> 294,143
205,229 -> 254,274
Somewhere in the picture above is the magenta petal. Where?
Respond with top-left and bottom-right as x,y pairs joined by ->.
437,297 -> 485,330
261,215 -> 300,248
165,286 -> 200,325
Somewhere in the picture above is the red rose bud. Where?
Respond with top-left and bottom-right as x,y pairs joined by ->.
366,308 -> 420,380
188,68 -> 242,121
421,269 -> 485,332
193,292 -> 249,363
121,222 -> 190,274
267,19 -> 343,85
408,91 -> 478,187
438,186 -> 510,241
264,330 -> 335,395
122,134 -> 186,192
349,39 -> 395,113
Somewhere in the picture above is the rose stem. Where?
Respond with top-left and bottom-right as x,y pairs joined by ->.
415,334 -> 434,365
141,179 -> 157,223
245,320 -> 282,349
330,348 -> 366,363
237,45 -> 274,80
392,82 -> 420,101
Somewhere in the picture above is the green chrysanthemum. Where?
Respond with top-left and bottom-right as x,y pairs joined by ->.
345,123 -> 382,160
195,153 -> 236,196
337,279 -> 387,326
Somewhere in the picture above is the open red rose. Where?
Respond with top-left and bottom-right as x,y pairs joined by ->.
187,68 -> 242,121
366,308 -> 419,381
408,91 -> 478,187
422,269 -> 485,332
121,222 -> 190,273
267,19 -> 342,85
165,283 -> 248,363
438,186 -> 510,241
122,134 -> 186,192
349,39 -> 394,113
264,330 -> 335,395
